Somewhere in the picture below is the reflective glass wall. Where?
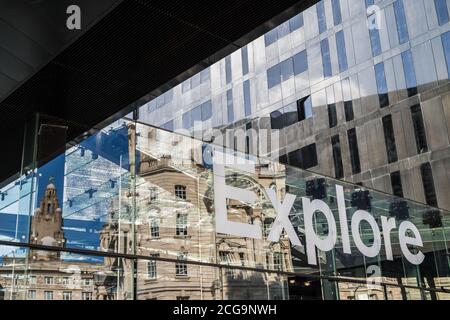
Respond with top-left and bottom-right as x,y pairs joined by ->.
138,0 -> 450,213
0,116 -> 449,300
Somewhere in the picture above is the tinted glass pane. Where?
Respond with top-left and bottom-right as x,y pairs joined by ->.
280,58 -> 294,82
284,103 -> 299,127
348,128 -> 361,174
288,144 -> 318,169
267,64 -> 281,89
375,62 -> 389,107
332,135 -> 344,179
293,50 -> 308,75
226,89 -> 234,123
162,120 -> 174,132
321,39 -> 332,77
382,115 -> 398,163
369,17 -> 382,56
317,1 -> 327,34
328,104 -> 338,128
241,46 -> 249,76
344,101 -> 354,122
420,163 -> 438,207
401,50 -> 417,97
190,105 -> 202,127
278,21 -> 291,39
441,31 -> 450,79
201,101 -> 212,121
302,144 -> 318,169
332,0 -> 342,26
366,0 -> 374,8
200,68 -> 210,82
393,0 -> 409,44
411,104 -> 428,154
297,96 -> 310,121
336,30 -> 348,72
290,13 -> 304,31
270,109 -> 284,129
435,0 -> 450,26
191,73 -> 201,88
225,56 -> 232,84
265,28 -> 278,46
243,80 -> 251,117
390,171 -> 404,197
304,96 -> 313,118
182,112 -> 190,129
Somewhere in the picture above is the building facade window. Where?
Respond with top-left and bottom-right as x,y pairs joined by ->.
174,185 -> 187,200
176,213 -> 188,236
328,103 -> 338,128
44,291 -> 53,300
29,276 -> 36,284
82,292 -> 92,300
401,50 -> 417,97
264,28 -> 278,47
435,0 -> 450,26
390,171 -> 404,197
375,62 -> 389,108
348,128 -> 361,174
336,30 -> 348,72
410,104 -> 428,154
147,255 -> 158,279
27,290 -> 36,300
331,0 -> 342,26
175,252 -> 188,276
317,1 -> 327,34
393,0 -> 409,44
62,277 -> 69,285
369,14 -> 382,57
149,187 -> 157,202
420,163 -> 438,207
287,144 -> 318,170
273,252 -> 283,271
290,13 -> 304,31
63,291 -> 72,300
321,39 -> 332,77
150,219 -> 159,238
344,101 -> 354,122
226,89 -> 234,123
44,277 -> 53,285
225,56 -> 232,84
243,80 -> 251,117
332,135 -> 344,179
442,31 -> 450,79
382,115 -> 398,163
293,50 -> 308,75
241,46 -> 249,76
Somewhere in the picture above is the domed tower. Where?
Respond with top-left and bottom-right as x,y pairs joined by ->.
29,178 -> 65,260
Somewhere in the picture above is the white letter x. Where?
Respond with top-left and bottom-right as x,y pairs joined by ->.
266,188 -> 302,246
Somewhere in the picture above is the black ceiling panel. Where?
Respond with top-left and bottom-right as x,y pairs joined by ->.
0,0 -> 318,183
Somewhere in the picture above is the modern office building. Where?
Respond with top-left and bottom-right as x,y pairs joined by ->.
0,0 -> 449,300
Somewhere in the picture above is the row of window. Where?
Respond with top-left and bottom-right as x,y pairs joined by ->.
182,100 -> 213,129
181,68 -> 211,93
27,290 -> 92,300
267,50 -> 308,89
264,13 -> 304,47
147,253 -> 188,279
149,212 -> 188,238
28,276 -> 92,286
270,96 -> 313,130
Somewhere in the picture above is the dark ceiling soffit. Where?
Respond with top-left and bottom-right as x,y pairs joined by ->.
0,0 -> 125,108
88,0 -> 320,135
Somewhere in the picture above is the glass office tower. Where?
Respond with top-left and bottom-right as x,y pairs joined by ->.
0,0 -> 450,300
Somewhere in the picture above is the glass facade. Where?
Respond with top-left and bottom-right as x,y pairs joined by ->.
1,0 -> 450,300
